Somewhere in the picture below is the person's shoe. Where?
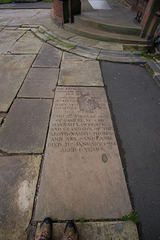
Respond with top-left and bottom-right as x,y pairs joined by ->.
62,221 -> 78,240
35,217 -> 52,240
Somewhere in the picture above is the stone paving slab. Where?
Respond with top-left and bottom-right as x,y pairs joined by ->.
33,43 -> 62,68
70,45 -> 100,59
0,155 -> 41,240
0,54 -> 36,112
0,29 -> 25,39
98,51 -> 133,63
22,30 -> 36,38
0,29 -> 25,53
10,32 -> 43,54
62,52 -> 89,61
59,60 -> 104,86
53,28 -> 76,39
18,68 -> 59,98
0,99 -> 52,154
154,74 -> 160,87
96,41 -> 124,51
70,35 -> 100,47
47,40 -> 75,52
34,87 -> 132,221
36,221 -> 139,240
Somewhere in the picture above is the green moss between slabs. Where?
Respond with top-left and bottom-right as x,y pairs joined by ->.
42,0 -> 52,2
0,0 -> 13,4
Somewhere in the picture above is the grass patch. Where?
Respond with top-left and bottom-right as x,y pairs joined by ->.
144,63 -> 154,76
154,54 -> 160,61
122,211 -> 139,223
100,218 -> 105,222
42,0 -> 52,2
141,52 -> 155,61
78,217 -> 85,224
54,38 -> 75,48
0,0 -> 13,4
39,29 -> 45,34
123,45 -> 148,53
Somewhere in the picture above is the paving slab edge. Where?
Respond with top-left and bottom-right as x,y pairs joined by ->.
18,24 -> 160,87
33,221 -> 139,240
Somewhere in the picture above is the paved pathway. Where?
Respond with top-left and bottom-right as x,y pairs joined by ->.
0,6 -> 159,240
0,25 -> 138,239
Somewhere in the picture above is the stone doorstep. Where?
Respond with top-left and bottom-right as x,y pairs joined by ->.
35,221 -> 139,240
20,24 -> 159,81
25,25 -> 142,61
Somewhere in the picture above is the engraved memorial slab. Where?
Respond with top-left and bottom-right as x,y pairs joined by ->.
35,87 -> 131,220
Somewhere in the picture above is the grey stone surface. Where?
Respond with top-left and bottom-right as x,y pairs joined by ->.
0,99 -> 52,154
36,221 -> 139,240
96,41 -> 123,51
35,31 -> 49,42
0,155 -> 41,240
34,87 -> 131,221
18,68 -> 59,98
22,31 -> 36,38
69,35 -> 99,47
0,29 -> 25,53
154,74 -> 160,87
62,52 -> 88,61
146,59 -> 160,73
53,28 -> 76,39
47,40 -> 75,52
59,60 -> 104,86
98,51 -> 133,62
0,29 -> 25,39
11,32 -> 43,54
33,43 -> 62,67
0,54 -> 36,112
132,57 -> 146,64
70,45 -> 100,59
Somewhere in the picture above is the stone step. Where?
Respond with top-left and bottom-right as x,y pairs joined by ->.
74,15 -> 141,36
65,24 -> 148,44
36,221 -> 139,240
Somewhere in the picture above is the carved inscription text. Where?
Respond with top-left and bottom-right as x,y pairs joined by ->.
48,87 -> 116,153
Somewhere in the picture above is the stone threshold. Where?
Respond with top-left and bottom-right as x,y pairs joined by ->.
11,24 -> 159,85
19,25 -> 146,62
19,24 -> 160,87
35,221 -> 139,240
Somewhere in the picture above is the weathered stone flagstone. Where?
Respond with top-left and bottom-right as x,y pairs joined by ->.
70,35 -> 100,47
11,33 -> 43,54
34,87 -> 131,221
62,52 -> 88,61
33,43 -> 62,68
36,221 -> 139,240
0,29 -> 25,53
70,45 -> 100,59
18,68 -> 59,98
0,99 -> 52,154
0,155 -> 41,240
0,54 -> 36,112
0,29 -> 25,39
59,60 -> 104,86
96,41 -> 124,51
